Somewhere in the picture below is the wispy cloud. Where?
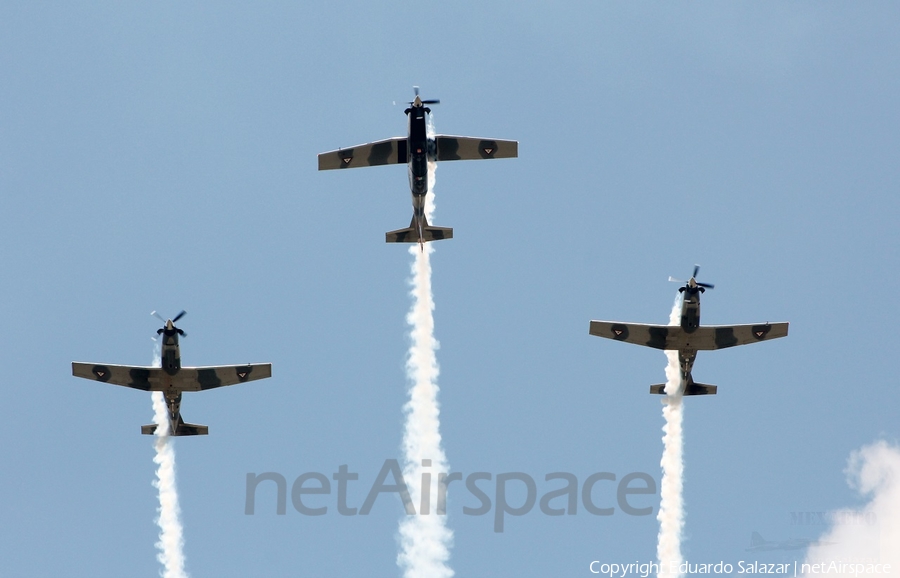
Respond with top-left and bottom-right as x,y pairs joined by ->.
802,440 -> 900,574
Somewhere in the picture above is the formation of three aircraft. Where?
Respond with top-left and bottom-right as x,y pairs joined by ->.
71,88 -> 787,435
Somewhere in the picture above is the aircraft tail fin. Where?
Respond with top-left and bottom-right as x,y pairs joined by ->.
141,419 -> 209,436
649,382 -> 718,396
385,218 -> 453,243
750,532 -> 766,547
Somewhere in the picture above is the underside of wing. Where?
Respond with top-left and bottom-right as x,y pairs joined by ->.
318,137 -> 407,170
73,362 -> 273,392
434,135 -> 518,161
72,362 -> 161,391
588,321 -> 681,350
175,363 -> 273,391
589,321 -> 788,351
689,322 -> 789,350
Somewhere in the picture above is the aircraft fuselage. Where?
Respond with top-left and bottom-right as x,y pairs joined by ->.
160,322 -> 182,375
676,283 -> 705,388
158,320 -> 184,433
404,98 -> 433,242
405,99 -> 431,198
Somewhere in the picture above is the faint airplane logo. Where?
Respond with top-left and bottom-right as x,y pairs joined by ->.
746,531 -> 827,552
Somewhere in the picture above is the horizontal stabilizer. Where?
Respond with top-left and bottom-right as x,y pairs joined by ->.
650,383 -> 717,396
174,422 -> 209,436
141,421 -> 209,436
385,225 -> 453,244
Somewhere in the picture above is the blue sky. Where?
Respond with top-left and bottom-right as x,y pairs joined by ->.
1,2 -> 898,577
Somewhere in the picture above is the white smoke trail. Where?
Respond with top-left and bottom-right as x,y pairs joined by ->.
657,296 -> 684,577
397,114 -> 454,578
802,441 -> 900,575
151,341 -> 188,578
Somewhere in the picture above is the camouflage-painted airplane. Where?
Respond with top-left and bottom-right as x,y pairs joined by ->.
72,311 -> 272,436
317,86 -> 517,249
589,266 -> 788,396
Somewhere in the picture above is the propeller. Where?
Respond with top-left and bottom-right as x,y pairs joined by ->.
669,265 -> 714,291
692,265 -> 715,289
151,310 -> 187,337
410,85 -> 440,106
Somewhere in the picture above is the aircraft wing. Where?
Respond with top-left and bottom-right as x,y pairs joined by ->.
693,323 -> 789,349
72,362 -> 272,392
181,363 -> 273,390
318,137 -> 408,170
589,321 -> 684,350
589,321 -> 788,351
72,362 -> 159,390
434,135 -> 518,161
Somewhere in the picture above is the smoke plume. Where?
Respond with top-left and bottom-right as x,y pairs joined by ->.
657,296 -> 685,576
397,123 -> 454,577
151,342 -> 188,578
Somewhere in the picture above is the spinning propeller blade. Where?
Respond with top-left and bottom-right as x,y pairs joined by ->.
152,310 -> 188,336
409,86 -> 440,106
670,266 -> 715,290
691,265 -> 714,289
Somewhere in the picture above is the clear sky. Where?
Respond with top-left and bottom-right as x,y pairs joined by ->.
1,2 -> 898,577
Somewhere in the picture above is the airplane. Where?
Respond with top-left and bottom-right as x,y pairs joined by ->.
317,86 -> 518,249
72,311 -> 272,436
588,266 -> 788,396
746,531 -> 816,552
